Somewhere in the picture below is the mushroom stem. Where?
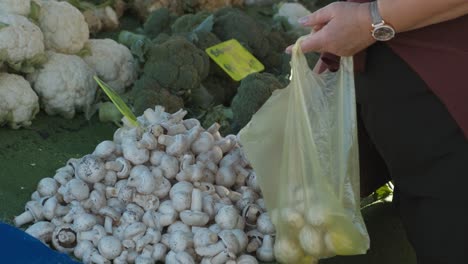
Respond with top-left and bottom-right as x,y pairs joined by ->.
14,211 -> 34,227
104,217 -> 113,234
191,189 -> 202,212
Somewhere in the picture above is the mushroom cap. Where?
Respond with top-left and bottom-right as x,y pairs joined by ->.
180,210 -> 210,226
237,254 -> 259,264
167,221 -> 191,233
42,196 -> 59,220
124,222 -> 146,239
215,205 -> 239,230
37,177 -> 58,197
99,206 -> 120,220
231,229 -> 248,252
74,240 -> 94,259
168,231 -> 193,252
76,155 -> 106,183
257,213 -> 275,235
169,181 -> 194,199
98,235 -> 122,260
65,179 -> 90,201
25,221 -> 55,243
218,230 -> 241,255
25,200 -> 44,221
73,213 -> 97,232
93,140 -> 116,158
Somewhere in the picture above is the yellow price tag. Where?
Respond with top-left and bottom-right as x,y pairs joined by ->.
94,76 -> 140,127
206,39 -> 265,81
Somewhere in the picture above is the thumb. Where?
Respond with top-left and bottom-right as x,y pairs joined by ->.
298,6 -> 333,27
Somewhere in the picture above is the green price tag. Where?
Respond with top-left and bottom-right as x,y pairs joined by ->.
206,39 -> 265,81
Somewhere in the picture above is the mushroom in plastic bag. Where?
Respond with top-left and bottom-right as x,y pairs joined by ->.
239,38 -> 370,263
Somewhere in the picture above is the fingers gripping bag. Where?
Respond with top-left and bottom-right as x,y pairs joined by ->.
239,39 -> 370,263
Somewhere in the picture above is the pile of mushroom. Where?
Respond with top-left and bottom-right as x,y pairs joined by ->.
14,106 -> 277,264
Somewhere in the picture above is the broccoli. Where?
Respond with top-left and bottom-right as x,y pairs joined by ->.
200,104 -> 234,136
202,75 -> 238,106
142,36 -> 210,98
142,8 -> 177,39
230,72 -> 285,131
213,7 -> 271,59
98,75 -> 184,125
171,11 -> 212,34
126,76 -> 184,115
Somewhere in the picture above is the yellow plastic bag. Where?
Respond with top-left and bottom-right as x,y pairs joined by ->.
239,39 -> 370,263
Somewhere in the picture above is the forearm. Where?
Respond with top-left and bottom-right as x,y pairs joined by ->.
378,0 -> 468,32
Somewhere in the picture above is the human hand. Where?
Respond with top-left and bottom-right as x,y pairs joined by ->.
286,2 -> 376,56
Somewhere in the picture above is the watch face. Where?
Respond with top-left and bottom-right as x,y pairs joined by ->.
372,25 -> 395,41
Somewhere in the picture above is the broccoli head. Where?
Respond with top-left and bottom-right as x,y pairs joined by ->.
142,36 -> 210,97
126,76 -> 184,115
142,8 -> 177,39
231,72 -> 285,131
213,8 -> 271,59
171,11 -> 212,34
200,104 -> 234,136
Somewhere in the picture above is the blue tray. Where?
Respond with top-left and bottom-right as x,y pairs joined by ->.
0,222 -> 80,264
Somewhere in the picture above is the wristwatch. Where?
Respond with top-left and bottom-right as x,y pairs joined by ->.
369,1 -> 395,41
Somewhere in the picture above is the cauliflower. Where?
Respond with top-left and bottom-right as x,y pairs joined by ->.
231,72 -> 285,131
37,1 -> 89,54
82,39 -> 137,94
0,73 -> 39,129
27,51 -> 97,119
142,36 -> 210,97
0,11 -> 46,72
0,0 -> 31,16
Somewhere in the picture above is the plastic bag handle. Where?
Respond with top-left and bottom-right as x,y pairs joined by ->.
290,37 -> 354,76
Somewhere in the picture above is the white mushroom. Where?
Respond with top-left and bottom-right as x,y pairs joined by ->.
274,236 -> 305,263
167,221 -> 191,233
299,225 -> 323,257
52,224 -> 78,253
256,234 -> 274,262
93,140 -> 117,160
75,155 -> 107,183
127,165 -> 157,194
168,230 -> 194,252
105,157 -> 131,179
180,188 -> 210,226
237,254 -> 259,264
14,200 -> 44,227
98,235 -> 122,260
37,178 -> 59,197
149,151 -> 179,179
257,213 -> 275,235
78,225 -> 106,246
150,167 -> 172,198
136,228 -> 161,252
73,213 -> 98,232
176,154 -> 205,182
58,178 -> 90,203
25,221 -> 55,243
191,131 -> 215,154
152,243 -> 168,262
215,205 -> 241,230
42,196 -> 70,220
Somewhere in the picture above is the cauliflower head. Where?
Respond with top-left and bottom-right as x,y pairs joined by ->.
143,36 -> 210,97
0,11 -> 45,65
0,73 -> 39,129
82,39 -> 137,94
27,51 -> 97,119
37,1 -> 89,54
0,0 -> 31,16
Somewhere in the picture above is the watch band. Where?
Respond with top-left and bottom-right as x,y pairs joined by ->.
369,1 -> 384,26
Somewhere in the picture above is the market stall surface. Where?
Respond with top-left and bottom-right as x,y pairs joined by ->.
0,113 -> 416,264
